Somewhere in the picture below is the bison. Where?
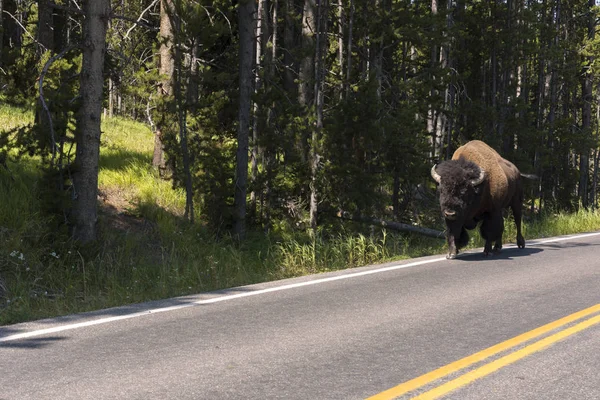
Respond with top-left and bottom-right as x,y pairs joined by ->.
430,140 -> 530,259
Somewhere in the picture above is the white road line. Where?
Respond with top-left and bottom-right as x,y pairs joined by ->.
2,231 -> 600,342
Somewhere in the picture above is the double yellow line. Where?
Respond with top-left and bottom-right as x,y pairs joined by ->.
367,303 -> 600,400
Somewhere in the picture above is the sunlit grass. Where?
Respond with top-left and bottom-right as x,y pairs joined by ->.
0,104 -> 33,129
101,116 -> 155,154
521,209 -> 600,238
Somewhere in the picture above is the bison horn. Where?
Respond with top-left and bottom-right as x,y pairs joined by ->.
431,164 -> 442,184
470,167 -> 486,186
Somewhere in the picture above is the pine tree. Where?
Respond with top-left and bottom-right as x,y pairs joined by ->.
72,0 -> 110,243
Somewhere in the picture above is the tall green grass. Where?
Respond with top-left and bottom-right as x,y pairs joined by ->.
1,104 -> 600,325
0,104 -> 33,128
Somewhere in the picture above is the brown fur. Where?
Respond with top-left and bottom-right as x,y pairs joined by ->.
452,140 -> 521,212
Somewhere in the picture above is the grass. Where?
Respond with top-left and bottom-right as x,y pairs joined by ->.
0,104 -> 33,128
2,104 -> 600,325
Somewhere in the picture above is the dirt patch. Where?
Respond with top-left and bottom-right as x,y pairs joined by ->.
98,187 -> 156,235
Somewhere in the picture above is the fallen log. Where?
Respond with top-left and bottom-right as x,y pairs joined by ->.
336,211 -> 445,239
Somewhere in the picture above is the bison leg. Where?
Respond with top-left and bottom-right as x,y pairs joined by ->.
493,215 -> 504,253
456,227 -> 470,250
445,222 -> 465,259
446,232 -> 458,259
512,203 -> 525,249
480,212 -> 504,256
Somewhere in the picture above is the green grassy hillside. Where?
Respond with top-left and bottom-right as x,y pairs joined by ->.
1,105 -> 600,325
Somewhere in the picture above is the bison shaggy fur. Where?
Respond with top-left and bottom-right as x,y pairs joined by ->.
431,140 -> 527,259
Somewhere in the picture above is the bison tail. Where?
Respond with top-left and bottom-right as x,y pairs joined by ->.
520,173 -> 538,180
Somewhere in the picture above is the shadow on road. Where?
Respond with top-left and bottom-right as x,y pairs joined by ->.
536,241 -> 600,249
457,238 -> 600,261
0,335 -> 66,349
457,246 -> 543,261
0,285 -> 262,348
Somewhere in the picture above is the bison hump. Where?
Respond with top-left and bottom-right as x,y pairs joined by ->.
452,140 -> 510,208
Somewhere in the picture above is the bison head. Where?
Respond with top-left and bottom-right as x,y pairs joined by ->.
431,159 -> 486,220
431,158 -> 486,258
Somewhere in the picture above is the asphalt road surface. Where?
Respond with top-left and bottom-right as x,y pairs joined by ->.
2,232 -> 600,400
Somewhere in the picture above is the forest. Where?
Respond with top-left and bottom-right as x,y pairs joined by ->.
1,0 -> 600,322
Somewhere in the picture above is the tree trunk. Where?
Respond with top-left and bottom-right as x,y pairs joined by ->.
36,0 -> 55,158
533,2 -> 548,213
264,0 -> 278,233
72,0 -> 109,244
250,0 -> 267,220
173,17 -> 194,223
298,0 -> 316,162
500,0 -> 513,154
52,3 -> 68,51
547,1 -> 559,204
299,0 -> 315,108
579,0 -> 595,208
4,0 -> 21,49
309,0 -> 327,236
593,147 -> 599,209
153,0 -> 174,175
345,0 -> 354,98
233,0 -> 256,240
428,0 -> 439,158
283,0 -> 296,94
186,42 -> 199,112
594,93 -> 600,209
37,0 -> 54,55
435,0 -> 449,159
0,0 -> 4,69
443,0 -> 454,159
337,0 -> 344,99
107,77 -> 114,117
372,0 -> 384,100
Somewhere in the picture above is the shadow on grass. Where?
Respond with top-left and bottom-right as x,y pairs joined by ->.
99,149 -> 151,172
1,159 -> 42,184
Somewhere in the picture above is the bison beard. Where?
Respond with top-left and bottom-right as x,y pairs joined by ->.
431,140 -> 527,259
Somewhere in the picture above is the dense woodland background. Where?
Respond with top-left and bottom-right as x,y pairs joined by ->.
4,0 -> 600,323
1,0 -> 600,241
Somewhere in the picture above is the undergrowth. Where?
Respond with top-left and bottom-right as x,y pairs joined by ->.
2,105 -> 600,325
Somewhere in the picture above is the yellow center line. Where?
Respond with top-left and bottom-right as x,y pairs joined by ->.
414,312 -> 600,399
366,303 -> 600,400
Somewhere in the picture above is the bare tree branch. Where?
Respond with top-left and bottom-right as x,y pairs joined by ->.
69,0 -> 82,11
124,0 -> 160,40
2,10 -> 46,52
110,13 -> 159,32
47,3 -> 158,32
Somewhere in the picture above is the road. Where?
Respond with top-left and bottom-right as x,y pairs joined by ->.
2,232 -> 600,400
